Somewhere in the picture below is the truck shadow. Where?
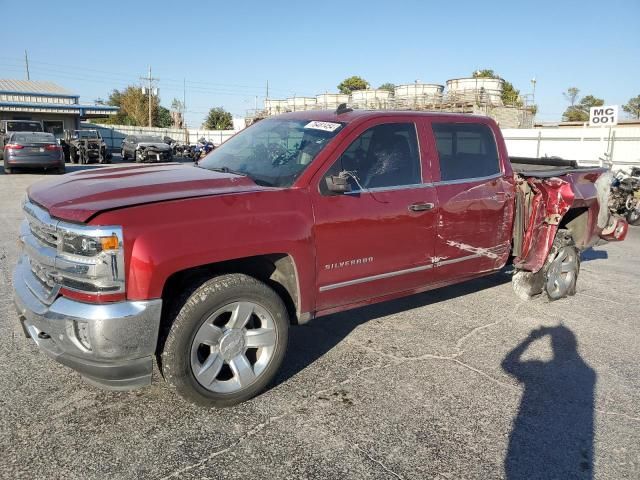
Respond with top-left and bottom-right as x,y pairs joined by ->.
501,325 -> 595,479
273,270 -> 512,388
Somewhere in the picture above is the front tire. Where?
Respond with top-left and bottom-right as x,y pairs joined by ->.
161,274 -> 289,407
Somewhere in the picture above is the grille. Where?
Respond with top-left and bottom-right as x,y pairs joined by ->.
26,215 -> 58,248
29,258 -> 57,295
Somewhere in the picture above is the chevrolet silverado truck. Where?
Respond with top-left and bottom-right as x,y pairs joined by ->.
13,110 -> 628,407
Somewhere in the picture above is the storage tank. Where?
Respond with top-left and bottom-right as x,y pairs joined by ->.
394,83 -> 444,98
350,89 -> 392,109
264,99 -> 289,116
316,93 -> 350,110
446,77 -> 504,105
286,97 -> 317,111
393,83 -> 444,109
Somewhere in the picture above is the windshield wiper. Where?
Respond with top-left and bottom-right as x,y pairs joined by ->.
208,166 -> 247,177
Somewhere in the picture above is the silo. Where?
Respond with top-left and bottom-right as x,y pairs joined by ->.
445,77 -> 504,105
315,93 -> 350,110
286,97 -> 317,111
264,99 -> 289,116
393,84 -> 444,109
350,89 -> 392,109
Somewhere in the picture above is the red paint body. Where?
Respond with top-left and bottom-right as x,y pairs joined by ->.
27,111 -> 625,320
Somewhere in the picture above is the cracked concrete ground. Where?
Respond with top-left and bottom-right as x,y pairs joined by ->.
0,164 -> 638,479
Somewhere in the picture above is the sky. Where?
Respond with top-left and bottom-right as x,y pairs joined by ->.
0,0 -> 638,126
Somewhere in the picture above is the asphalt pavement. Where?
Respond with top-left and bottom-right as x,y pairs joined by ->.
0,162 -> 638,479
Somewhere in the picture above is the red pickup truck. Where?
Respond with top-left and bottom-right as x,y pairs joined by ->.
13,110 -> 627,407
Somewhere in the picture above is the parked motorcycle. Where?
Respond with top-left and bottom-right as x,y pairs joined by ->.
194,137 -> 215,160
609,168 -> 640,225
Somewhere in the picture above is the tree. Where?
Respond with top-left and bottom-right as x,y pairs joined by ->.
171,98 -> 185,113
563,87 -> 580,107
470,69 -> 521,106
378,82 -> 395,93
562,93 -> 605,122
337,76 -> 369,95
157,106 -> 172,128
204,107 -> 233,130
623,94 -> 640,119
472,69 -> 496,79
92,86 -> 171,127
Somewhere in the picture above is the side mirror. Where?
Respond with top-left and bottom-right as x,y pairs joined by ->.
325,174 -> 352,194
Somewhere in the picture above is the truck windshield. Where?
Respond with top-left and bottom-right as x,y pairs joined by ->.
199,118 -> 344,187
75,131 -> 99,139
137,136 -> 163,143
7,121 -> 41,132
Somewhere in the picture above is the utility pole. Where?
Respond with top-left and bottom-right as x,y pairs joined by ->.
24,50 -> 30,80
140,66 -> 159,127
183,78 -> 187,128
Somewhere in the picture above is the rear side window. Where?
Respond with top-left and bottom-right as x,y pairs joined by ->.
432,123 -> 500,181
10,133 -> 55,144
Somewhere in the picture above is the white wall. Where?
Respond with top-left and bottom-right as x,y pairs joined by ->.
82,123 -> 238,151
502,125 -> 640,171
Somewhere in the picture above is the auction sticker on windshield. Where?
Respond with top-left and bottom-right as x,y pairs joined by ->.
304,121 -> 342,132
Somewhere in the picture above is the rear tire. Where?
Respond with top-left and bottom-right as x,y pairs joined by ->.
543,230 -> 579,301
161,273 -> 289,407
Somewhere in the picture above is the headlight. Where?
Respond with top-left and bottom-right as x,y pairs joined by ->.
55,223 -> 125,298
61,231 -> 120,256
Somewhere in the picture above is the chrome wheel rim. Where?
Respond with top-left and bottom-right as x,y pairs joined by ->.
190,301 -> 277,393
546,246 -> 578,298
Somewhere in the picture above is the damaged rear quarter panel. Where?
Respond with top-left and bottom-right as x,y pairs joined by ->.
514,171 -> 604,272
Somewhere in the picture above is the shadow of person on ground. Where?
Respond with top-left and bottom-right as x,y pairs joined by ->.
501,325 -> 596,480
273,270 -> 512,388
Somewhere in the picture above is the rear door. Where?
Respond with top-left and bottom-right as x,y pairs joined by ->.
311,117 -> 438,311
428,120 -> 515,279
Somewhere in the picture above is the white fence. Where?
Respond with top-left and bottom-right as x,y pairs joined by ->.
81,123 -> 237,151
503,126 -> 640,171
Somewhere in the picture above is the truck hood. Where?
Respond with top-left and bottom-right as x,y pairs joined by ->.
28,163 -> 264,223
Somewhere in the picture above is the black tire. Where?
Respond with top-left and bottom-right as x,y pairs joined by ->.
56,166 -> 66,175
543,229 -> 580,301
160,273 -> 289,407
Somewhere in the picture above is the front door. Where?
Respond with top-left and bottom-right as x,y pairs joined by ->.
311,119 -> 438,312
429,121 -> 515,279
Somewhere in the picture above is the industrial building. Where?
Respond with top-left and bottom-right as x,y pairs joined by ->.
0,79 -> 118,137
249,76 -> 535,129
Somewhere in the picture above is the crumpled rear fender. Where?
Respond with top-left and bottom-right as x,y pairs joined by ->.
513,177 -> 575,273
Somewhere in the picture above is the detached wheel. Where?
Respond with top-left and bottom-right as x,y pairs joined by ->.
161,273 -> 289,407
543,230 -> 580,300
627,208 -> 640,226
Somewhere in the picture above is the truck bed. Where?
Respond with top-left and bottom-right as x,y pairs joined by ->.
510,156 -> 600,178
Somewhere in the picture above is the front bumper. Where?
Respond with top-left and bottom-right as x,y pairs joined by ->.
13,258 -> 162,390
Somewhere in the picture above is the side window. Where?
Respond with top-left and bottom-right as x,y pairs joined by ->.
432,123 -> 500,181
322,122 -> 421,193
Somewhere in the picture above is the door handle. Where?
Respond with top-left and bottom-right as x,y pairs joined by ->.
408,202 -> 435,212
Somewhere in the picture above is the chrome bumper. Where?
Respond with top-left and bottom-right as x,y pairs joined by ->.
13,257 -> 162,390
